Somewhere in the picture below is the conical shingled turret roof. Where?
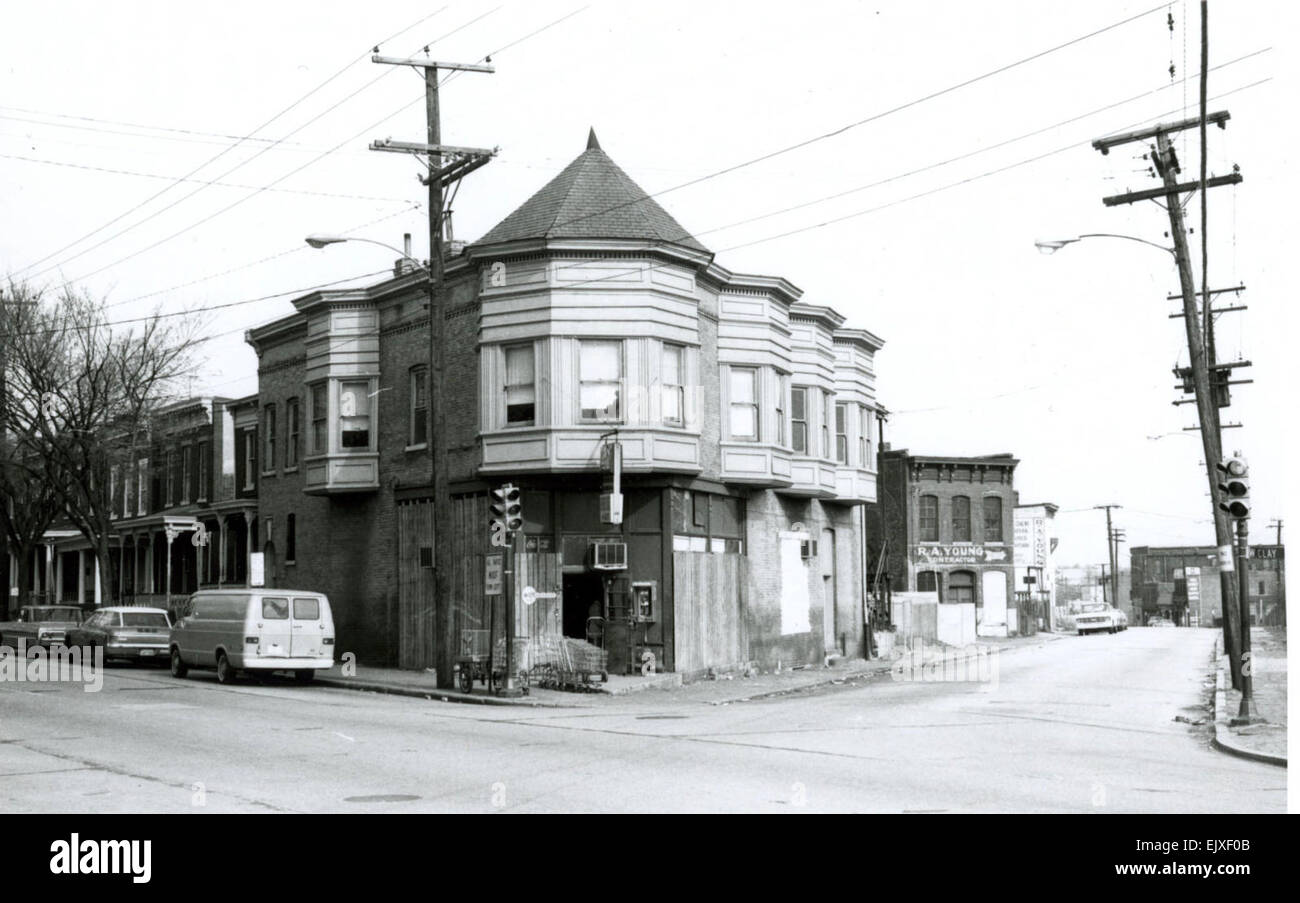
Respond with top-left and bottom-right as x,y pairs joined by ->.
477,129 -> 708,253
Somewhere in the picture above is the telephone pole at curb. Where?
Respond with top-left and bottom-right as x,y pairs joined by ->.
1094,505 -> 1121,613
1092,113 -> 1244,686
369,52 -> 496,689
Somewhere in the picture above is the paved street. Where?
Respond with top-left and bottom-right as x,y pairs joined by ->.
0,628 -> 1284,813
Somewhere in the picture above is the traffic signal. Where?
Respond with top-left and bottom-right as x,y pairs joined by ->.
1216,454 -> 1250,519
490,483 -> 523,542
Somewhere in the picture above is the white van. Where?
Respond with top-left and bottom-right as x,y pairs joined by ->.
169,589 -> 335,684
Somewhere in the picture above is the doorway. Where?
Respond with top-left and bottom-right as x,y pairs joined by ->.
562,572 -> 605,640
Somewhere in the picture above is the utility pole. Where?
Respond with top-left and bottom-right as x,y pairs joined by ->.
1094,505 -> 1121,610
369,53 -> 496,689
1092,113 -> 1244,687
1111,526 -> 1126,615
1267,518 -> 1282,547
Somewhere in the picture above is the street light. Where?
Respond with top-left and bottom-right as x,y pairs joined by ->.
304,234 -> 426,270
1034,233 -> 1175,257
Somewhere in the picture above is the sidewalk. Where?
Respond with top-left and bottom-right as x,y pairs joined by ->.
314,630 -> 1063,708
1211,626 -> 1287,766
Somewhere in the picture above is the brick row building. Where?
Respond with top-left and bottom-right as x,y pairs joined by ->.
1129,544 -> 1285,627
233,131 -> 885,680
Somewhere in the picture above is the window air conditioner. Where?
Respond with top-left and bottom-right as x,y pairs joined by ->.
800,539 -> 818,560
591,541 -> 628,571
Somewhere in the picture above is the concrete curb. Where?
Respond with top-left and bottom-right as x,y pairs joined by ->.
313,677 -> 581,708
1208,637 -> 1287,768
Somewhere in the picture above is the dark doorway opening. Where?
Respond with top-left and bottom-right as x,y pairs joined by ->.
562,572 -> 604,640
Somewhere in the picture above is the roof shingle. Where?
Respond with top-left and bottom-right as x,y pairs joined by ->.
477,131 -> 708,253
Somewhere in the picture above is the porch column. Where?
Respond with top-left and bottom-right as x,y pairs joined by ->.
93,553 -> 102,608
144,531 -> 154,594
217,518 -> 226,587
76,550 -> 84,605
243,511 -> 255,586
163,524 -> 180,611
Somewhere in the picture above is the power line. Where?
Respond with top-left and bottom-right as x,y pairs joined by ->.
9,6 -> 454,280
0,152 -> 411,203
545,2 -> 1172,236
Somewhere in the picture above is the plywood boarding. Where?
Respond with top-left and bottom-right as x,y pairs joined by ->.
396,500 -> 436,670
672,551 -> 746,674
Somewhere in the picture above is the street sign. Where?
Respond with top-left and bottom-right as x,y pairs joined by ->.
520,585 -> 556,607
485,554 -> 503,596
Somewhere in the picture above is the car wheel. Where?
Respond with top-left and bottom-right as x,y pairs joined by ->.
458,668 -> 472,693
294,669 -> 315,684
215,651 -> 234,684
170,648 -> 188,678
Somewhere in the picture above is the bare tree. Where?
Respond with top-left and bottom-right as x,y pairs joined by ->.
1,281 -> 202,605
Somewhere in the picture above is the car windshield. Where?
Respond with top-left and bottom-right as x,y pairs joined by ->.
33,608 -> 82,622
121,612 -> 170,628
1080,603 -> 1107,613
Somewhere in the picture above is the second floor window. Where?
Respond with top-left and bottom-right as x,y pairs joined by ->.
263,404 -> 276,470
728,367 -> 758,441
919,494 -> 939,542
339,382 -> 371,449
775,375 -> 787,446
822,391 -> 831,458
181,446 -> 192,503
661,343 -> 684,427
983,496 -> 1003,542
109,466 -> 119,519
286,513 -> 297,564
791,387 -> 808,454
309,384 -> 327,455
504,346 -> 534,426
285,399 -> 299,467
579,340 -> 621,422
137,457 -> 148,513
165,451 -> 176,506
197,442 -> 210,500
835,403 -> 848,464
242,430 -> 256,490
859,404 -> 870,467
952,495 -> 972,542
409,368 -> 428,443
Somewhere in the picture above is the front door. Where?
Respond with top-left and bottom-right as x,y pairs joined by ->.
981,571 -> 1007,625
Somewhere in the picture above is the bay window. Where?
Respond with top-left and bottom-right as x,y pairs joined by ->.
579,340 -> 621,422
504,345 -> 535,426
338,382 -> 371,449
661,343 -> 683,427
835,402 -> 848,464
791,387 -> 808,454
728,367 -> 758,441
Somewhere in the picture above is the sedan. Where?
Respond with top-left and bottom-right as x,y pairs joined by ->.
67,607 -> 172,664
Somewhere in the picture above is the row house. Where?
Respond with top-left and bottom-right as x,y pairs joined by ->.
244,130 -> 885,678
8,397 -> 261,614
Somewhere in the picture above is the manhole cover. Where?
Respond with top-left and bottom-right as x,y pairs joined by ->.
343,794 -> 420,803
636,715 -> 688,720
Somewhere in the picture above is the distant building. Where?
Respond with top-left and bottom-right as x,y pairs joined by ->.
1014,502 -> 1058,629
866,449 -> 1022,636
1129,544 -> 1285,626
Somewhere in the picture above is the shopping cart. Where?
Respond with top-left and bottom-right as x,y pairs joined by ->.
455,629 -> 492,693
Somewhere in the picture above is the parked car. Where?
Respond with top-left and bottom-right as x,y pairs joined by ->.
66,607 -> 172,664
1147,616 -> 1175,627
169,589 -> 335,684
0,605 -> 85,652
1075,603 -> 1127,635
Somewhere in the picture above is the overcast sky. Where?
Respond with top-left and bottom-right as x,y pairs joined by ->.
1,1 -> 1292,568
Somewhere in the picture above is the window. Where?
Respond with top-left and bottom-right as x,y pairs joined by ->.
263,404 -> 276,470
408,368 -> 429,443
822,391 -> 831,458
1258,580 -> 1265,595
859,404 -> 870,466
579,340 -> 621,422
917,571 -> 939,596
919,494 -> 939,542
661,343 -> 683,427
309,384 -> 327,454
180,445 -> 193,503
775,375 -> 787,446
338,381 -> 370,449
165,451 -> 176,506
949,570 -> 975,605
262,597 -> 289,620
286,514 -> 296,564
504,346 -> 534,426
137,458 -> 148,513
293,597 -> 320,620
952,496 -> 971,542
791,387 -> 808,454
109,466 -> 119,519
728,367 -> 758,441
983,496 -> 1003,542
835,402 -> 848,464
197,442 -> 209,501
285,398 -> 300,467
123,465 -> 132,518
242,430 -> 256,490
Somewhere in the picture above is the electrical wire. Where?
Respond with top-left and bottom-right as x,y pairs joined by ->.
10,6 -> 455,279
